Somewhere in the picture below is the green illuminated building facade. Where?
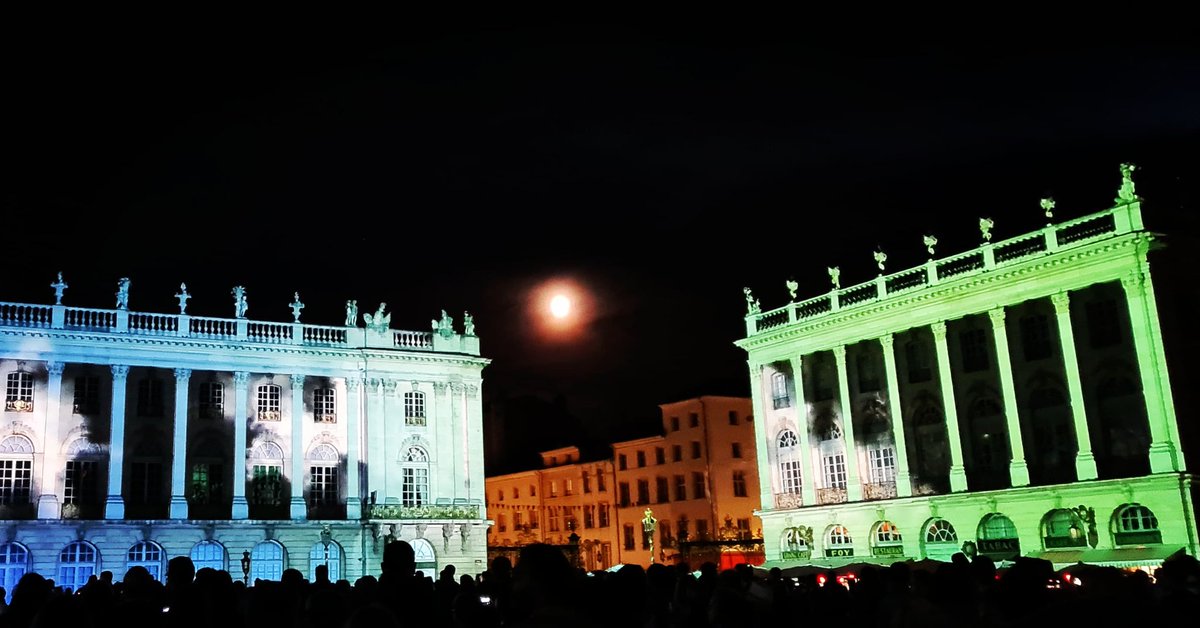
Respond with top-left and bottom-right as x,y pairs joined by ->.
737,166 -> 1197,569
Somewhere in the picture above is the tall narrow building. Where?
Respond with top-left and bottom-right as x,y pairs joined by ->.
738,166 -> 1197,569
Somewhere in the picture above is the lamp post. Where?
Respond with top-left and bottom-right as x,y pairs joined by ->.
241,551 -> 251,585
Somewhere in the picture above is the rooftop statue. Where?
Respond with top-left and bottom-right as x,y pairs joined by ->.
364,303 -> 391,332
874,249 -> 888,273
463,311 -> 476,336
345,300 -> 358,327
827,267 -> 840,290
115,278 -> 131,310
438,310 -> 455,338
1116,162 -> 1140,203
786,279 -> 798,301
979,217 -> 995,243
232,286 -> 249,319
50,272 -> 68,305
1040,196 -> 1056,221
743,288 -> 761,315
175,283 -> 191,314
290,292 -> 305,322
923,235 -> 938,257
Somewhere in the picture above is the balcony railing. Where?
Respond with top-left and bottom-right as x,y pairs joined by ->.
815,487 -> 847,505
746,202 -> 1143,336
774,492 -> 803,510
370,503 -> 481,520
863,481 -> 897,501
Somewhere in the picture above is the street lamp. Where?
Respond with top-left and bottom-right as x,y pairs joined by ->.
241,551 -> 251,585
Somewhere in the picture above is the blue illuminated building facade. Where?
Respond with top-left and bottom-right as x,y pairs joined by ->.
0,282 -> 488,592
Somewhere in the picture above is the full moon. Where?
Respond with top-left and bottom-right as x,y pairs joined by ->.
550,295 -> 571,318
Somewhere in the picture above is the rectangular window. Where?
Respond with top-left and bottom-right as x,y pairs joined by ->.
655,477 -> 669,503
623,524 -> 635,550
677,519 -> 688,541
514,511 -> 523,528
732,471 -> 747,497
0,459 -> 33,504
189,463 -> 223,505
905,341 -> 932,383
636,451 -> 646,468
618,454 -> 627,471
1020,314 -> 1054,361
257,385 -> 281,421
550,481 -> 558,498
596,470 -> 606,492
618,482 -> 630,507
636,479 -> 649,505
310,465 -> 339,506
73,376 -> 100,415
960,328 -> 990,372
731,442 -> 742,458
129,461 -> 162,505
737,518 -> 751,536
692,472 -> 705,500
674,475 -> 686,501
780,460 -> 803,494
672,445 -> 682,462
530,484 -> 536,497
771,372 -> 791,409
401,467 -> 428,506
549,508 -> 561,532
64,460 -> 97,505
691,441 -> 702,459
497,489 -> 504,502
655,447 -> 665,465
598,504 -> 610,527
823,454 -> 848,489
404,391 -> 426,426
689,413 -> 700,427
4,372 -> 34,412
565,479 -> 574,496
696,519 -> 708,539
1087,299 -> 1122,348
583,474 -> 591,493
583,505 -> 594,529
670,417 -> 680,431
497,513 -> 507,533
314,388 -> 337,423
728,410 -> 739,426
513,486 -> 519,499
252,464 -> 283,506
869,446 -> 897,483
198,382 -> 223,419
529,511 -> 539,529
137,378 -> 164,418
857,353 -> 881,392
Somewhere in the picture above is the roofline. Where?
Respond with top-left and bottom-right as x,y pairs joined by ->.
657,395 -> 750,408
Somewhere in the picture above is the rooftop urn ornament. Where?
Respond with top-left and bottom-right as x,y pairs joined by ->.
232,286 -> 249,319
115,277 -> 131,310
827,267 -> 841,290
289,292 -> 305,322
786,279 -> 798,301
1040,196 -> 1056,222
437,310 -> 455,338
463,311 -> 476,336
642,508 -> 658,563
923,235 -> 938,257
1116,162 -> 1140,203
345,300 -> 358,327
174,283 -> 191,314
742,287 -> 761,315
873,249 -> 888,273
50,272 -> 68,305
363,303 -> 391,332
979,217 -> 995,243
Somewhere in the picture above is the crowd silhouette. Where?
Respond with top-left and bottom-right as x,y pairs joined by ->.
0,541 -> 1197,627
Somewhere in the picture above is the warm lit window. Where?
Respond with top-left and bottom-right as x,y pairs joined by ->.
596,470 -> 606,492
5,372 -> 33,413
404,391 -> 426,426
550,481 -> 558,498
583,506 -> 594,529
925,519 -> 958,544
875,521 -> 902,545
565,479 -> 574,496
582,474 -> 591,494
257,384 -> 281,421
314,388 -> 337,423
827,525 -> 852,548
198,382 -> 223,419
73,376 -> 100,415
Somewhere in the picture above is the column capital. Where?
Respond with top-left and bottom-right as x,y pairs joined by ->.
346,377 -> 361,392
931,321 -> 948,340
290,374 -> 305,390
832,345 -> 847,362
449,381 -> 464,394
233,371 -> 251,387
432,381 -> 449,396
110,364 -> 130,380
1121,270 -> 1145,293
1050,291 -> 1071,313
988,307 -> 1006,328
383,379 -> 399,395
879,333 -> 895,351
173,368 -> 192,382
46,361 -> 65,376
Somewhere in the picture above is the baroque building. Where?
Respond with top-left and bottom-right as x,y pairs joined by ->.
0,285 -> 488,594
738,166 -> 1198,570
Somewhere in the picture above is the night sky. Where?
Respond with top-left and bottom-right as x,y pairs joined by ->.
5,31 -> 1200,472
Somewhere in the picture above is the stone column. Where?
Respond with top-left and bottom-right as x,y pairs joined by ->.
231,372 -> 250,519
747,362 -> 773,507
366,379 -> 387,505
931,323 -> 969,492
787,357 -> 817,507
290,374 -> 307,519
988,308 -> 1030,487
169,368 -> 191,519
37,361 -> 65,519
879,335 -> 912,497
383,380 -> 401,501
345,377 -> 362,519
1121,271 -> 1182,472
1051,292 -> 1098,480
832,346 -> 862,501
104,365 -> 129,519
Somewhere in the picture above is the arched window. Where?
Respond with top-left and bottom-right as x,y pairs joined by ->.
777,430 -> 803,495
190,540 -> 226,572
0,542 -> 29,603
58,541 -> 98,592
825,525 -> 853,557
401,446 -> 430,506
872,521 -> 903,557
0,435 -> 34,505
404,391 -> 426,426
63,438 -> 103,511
924,519 -> 958,543
250,540 -> 286,583
978,513 -> 1017,540
250,441 -> 285,507
127,541 -> 165,582
1114,504 -> 1161,545
307,443 -> 340,508
411,538 -> 437,578
1043,509 -> 1087,549
309,540 -> 344,582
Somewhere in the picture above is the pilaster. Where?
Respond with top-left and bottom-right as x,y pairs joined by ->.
231,371 -> 250,519
345,377 -> 363,520
1051,292 -> 1098,480
1122,271 -> 1181,472
36,361 -> 65,519
988,308 -> 1029,487
104,364 -> 129,519
787,357 -> 817,507
879,335 -> 912,497
169,368 -> 191,519
290,373 -> 307,519
832,346 -> 862,501
931,323 -> 968,492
